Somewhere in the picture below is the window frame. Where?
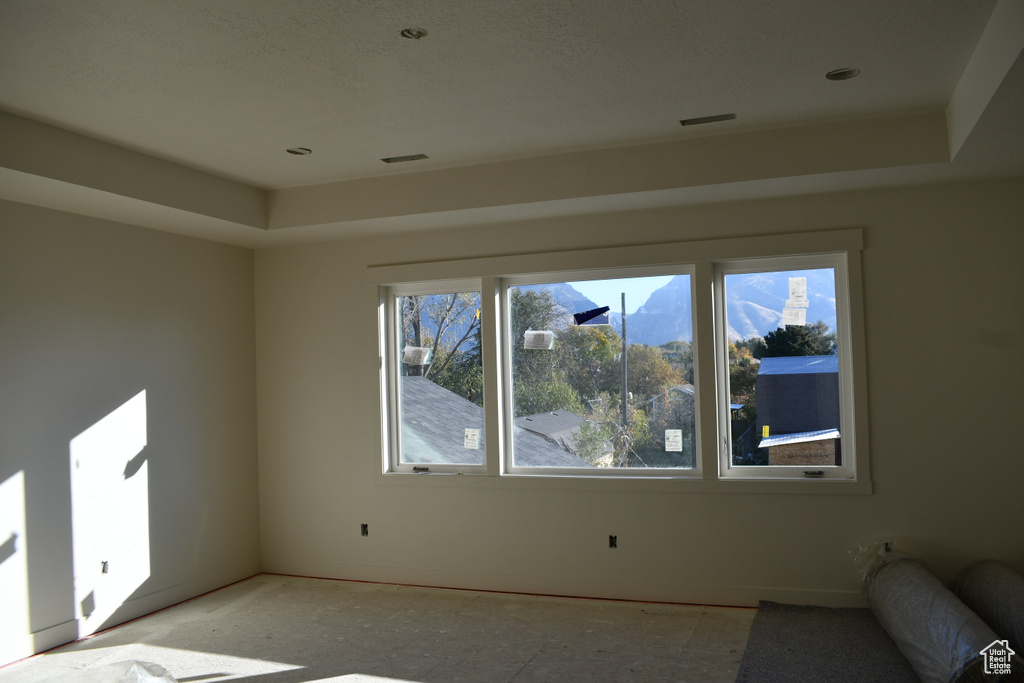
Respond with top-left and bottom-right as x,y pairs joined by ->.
374,228 -> 869,492
500,266 -> 703,478
383,279 -> 489,475
713,253 -> 857,480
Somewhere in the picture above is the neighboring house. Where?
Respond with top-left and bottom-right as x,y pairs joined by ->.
756,355 -> 841,466
515,411 -> 613,464
401,376 -> 592,468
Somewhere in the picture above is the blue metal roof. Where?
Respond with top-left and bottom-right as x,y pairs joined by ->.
758,355 -> 838,376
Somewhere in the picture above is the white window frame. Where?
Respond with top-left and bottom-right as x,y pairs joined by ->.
714,253 -> 856,480
501,267 -> 702,478
383,279 -> 489,475
374,228 -> 869,492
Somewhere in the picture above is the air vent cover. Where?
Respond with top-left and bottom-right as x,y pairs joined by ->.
679,113 -> 736,126
381,153 -> 429,163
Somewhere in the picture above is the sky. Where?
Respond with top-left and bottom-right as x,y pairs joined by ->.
567,276 -> 675,314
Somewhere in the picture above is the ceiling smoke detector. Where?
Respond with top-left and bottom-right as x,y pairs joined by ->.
400,28 -> 427,40
286,147 -> 312,155
825,68 -> 860,81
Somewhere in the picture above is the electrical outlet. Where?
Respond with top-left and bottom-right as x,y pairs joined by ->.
609,535 -> 617,549
361,524 -> 368,537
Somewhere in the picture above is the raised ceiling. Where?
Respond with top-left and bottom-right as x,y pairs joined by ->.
1,0 -> 1022,246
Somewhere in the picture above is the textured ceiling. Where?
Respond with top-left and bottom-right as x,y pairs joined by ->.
0,0 -> 999,189
0,0 -> 1021,247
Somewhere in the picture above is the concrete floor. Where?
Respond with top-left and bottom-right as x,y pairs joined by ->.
0,574 -> 756,683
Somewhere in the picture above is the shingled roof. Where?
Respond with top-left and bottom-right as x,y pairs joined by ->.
400,376 -> 592,468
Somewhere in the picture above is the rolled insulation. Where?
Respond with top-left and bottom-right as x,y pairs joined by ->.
955,560 -> 1024,655
866,559 -> 998,683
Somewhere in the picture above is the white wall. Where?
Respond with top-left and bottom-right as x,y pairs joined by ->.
254,177 -> 1024,608
0,201 -> 259,664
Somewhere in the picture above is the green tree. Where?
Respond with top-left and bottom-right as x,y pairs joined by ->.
762,321 -> 836,357
659,340 -> 694,384
728,341 -> 759,424
553,325 -> 620,402
601,344 -> 682,402
515,376 -> 587,416
509,288 -> 583,416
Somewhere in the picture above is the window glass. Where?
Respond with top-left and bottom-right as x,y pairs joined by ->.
507,274 -> 696,470
396,291 -> 484,467
723,267 -> 841,468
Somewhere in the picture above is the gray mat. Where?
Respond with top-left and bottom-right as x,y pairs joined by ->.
736,601 -> 919,682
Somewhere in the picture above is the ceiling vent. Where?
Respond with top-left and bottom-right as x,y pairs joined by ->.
381,154 -> 429,164
825,68 -> 860,81
679,113 -> 736,126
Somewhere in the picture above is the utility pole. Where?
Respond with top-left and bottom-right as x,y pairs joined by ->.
621,292 -> 628,428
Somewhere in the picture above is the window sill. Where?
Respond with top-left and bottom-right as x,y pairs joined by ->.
376,470 -> 873,495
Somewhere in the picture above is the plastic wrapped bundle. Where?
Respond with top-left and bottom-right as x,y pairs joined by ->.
955,560 -> 1024,654
866,559 -> 998,683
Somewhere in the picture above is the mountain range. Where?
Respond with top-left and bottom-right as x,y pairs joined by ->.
532,271 -> 837,346
416,272 -> 838,351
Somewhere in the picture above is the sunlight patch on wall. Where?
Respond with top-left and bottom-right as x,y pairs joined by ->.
0,470 -> 31,664
69,390 -> 151,637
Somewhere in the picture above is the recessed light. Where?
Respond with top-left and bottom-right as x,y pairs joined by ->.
286,147 -> 312,155
400,27 -> 427,40
381,153 -> 429,164
825,68 -> 860,81
679,113 -> 736,126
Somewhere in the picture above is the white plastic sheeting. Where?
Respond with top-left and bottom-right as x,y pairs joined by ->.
955,560 -> 1024,655
41,661 -> 177,683
865,559 -> 998,683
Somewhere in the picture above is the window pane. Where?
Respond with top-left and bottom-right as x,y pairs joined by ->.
723,268 -> 841,467
397,291 -> 483,466
508,275 -> 696,469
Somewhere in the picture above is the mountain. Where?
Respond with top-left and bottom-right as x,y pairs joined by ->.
723,270 -> 836,341
518,283 -> 598,326
410,271 -> 836,351
610,270 -> 837,346
615,275 -> 694,345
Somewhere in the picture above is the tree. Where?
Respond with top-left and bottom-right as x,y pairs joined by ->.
728,341 -> 759,424
553,325 -> 620,402
659,340 -> 694,384
601,344 -> 682,402
509,288 -> 582,416
401,293 -> 482,403
736,336 -> 766,360
515,376 -> 587,417
762,320 -> 836,357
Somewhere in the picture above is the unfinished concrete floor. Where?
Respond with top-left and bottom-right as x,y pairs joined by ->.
0,574 -> 756,682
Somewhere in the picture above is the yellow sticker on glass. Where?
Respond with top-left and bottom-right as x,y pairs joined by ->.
762,425 -> 770,438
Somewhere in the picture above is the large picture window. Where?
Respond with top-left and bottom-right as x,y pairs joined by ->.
378,230 -> 866,487
505,273 -> 697,474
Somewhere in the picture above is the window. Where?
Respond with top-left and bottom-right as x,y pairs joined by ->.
716,254 -> 856,479
385,283 -> 486,473
505,271 -> 697,474
378,230 -> 866,487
